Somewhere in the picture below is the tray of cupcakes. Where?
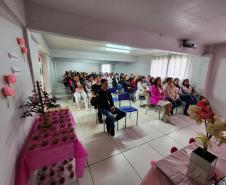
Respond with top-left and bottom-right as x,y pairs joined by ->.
27,109 -> 76,152
35,158 -> 76,185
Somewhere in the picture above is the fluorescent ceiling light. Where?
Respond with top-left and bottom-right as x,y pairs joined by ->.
105,48 -> 131,53
106,43 -> 131,50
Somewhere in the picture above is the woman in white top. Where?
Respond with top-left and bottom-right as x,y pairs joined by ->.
85,75 -> 93,99
137,77 -> 150,104
73,76 -> 89,110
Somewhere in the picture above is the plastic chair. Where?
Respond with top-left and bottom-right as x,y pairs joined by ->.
175,101 -> 186,114
145,92 -> 162,119
118,93 -> 138,127
95,111 -> 109,133
145,104 -> 162,119
108,88 -> 119,106
138,95 -> 146,106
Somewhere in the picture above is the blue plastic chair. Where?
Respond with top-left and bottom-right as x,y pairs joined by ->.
118,93 -> 138,127
108,88 -> 119,106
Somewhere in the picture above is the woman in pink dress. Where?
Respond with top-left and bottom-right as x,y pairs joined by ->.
150,77 -> 172,123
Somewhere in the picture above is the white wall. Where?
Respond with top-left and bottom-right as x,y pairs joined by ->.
207,44 -> 226,116
27,31 -> 41,82
55,59 -> 101,82
114,55 -> 151,75
190,56 -> 211,96
0,16 -> 34,185
42,54 -> 53,93
51,49 -> 136,62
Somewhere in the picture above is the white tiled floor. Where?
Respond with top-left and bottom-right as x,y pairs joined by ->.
56,88 -> 201,185
123,143 -> 162,178
148,135 -> 183,157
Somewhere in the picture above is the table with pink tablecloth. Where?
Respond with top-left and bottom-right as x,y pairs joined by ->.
15,109 -> 88,185
141,142 -> 226,185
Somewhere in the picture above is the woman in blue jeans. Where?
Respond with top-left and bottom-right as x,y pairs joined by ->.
96,79 -> 126,136
181,79 -> 197,105
174,78 -> 192,116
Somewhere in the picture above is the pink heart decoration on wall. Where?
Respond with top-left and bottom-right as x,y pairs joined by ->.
5,74 -> 17,84
2,86 -> 16,97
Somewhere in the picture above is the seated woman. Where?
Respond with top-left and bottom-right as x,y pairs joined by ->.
137,77 -> 150,105
149,77 -> 155,86
129,76 -> 138,101
73,75 -> 89,110
150,77 -> 172,123
112,73 -> 120,89
164,77 -> 182,115
181,79 -> 197,105
85,75 -> 93,99
174,78 -> 191,116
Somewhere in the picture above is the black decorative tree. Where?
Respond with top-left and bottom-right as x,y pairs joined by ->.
20,81 -> 59,128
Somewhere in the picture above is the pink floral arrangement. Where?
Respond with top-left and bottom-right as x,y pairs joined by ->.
188,98 -> 226,151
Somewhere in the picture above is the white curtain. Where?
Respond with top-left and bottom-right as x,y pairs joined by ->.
167,55 -> 192,79
150,56 -> 169,79
150,55 -> 192,80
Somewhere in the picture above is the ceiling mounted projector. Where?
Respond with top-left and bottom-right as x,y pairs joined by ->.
180,39 -> 198,49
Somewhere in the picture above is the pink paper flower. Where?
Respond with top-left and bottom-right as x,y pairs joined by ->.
2,86 -> 16,97
170,147 -> 178,153
150,160 -> 157,167
189,138 -> 196,144
5,74 -> 16,84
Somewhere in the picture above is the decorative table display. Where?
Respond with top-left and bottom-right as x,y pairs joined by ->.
187,98 -> 226,184
15,108 -> 88,185
141,97 -> 226,185
141,142 -> 226,185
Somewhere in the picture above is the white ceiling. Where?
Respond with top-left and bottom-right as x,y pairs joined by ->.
42,33 -> 173,56
27,0 -> 226,45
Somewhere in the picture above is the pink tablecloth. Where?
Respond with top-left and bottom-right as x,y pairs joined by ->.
141,142 -> 226,185
15,109 -> 88,185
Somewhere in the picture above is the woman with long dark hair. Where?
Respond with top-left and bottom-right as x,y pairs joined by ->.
174,78 -> 192,116
164,77 -> 182,115
150,77 -> 172,123
181,79 -> 197,105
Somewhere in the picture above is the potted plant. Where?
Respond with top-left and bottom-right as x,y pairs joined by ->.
19,81 -> 59,129
187,97 -> 226,184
